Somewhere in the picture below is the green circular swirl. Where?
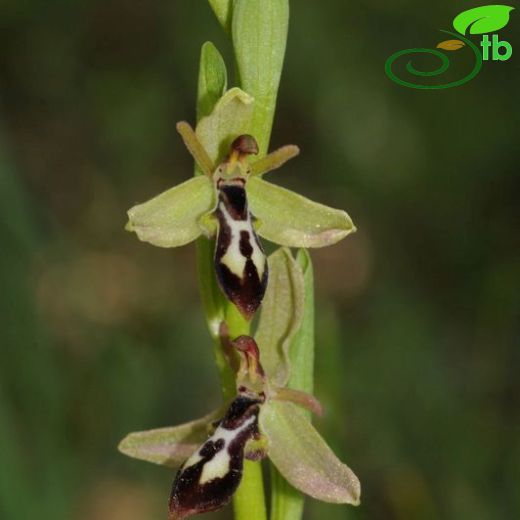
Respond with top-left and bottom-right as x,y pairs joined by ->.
385,30 -> 483,89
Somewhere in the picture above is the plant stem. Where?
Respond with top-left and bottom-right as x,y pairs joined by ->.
234,460 -> 267,520
197,235 -> 267,520
225,299 -> 267,520
197,2 -> 289,518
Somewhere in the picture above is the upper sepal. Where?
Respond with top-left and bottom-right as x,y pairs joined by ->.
196,87 -> 254,166
126,176 -> 215,248
259,400 -> 361,505
247,176 -> 356,248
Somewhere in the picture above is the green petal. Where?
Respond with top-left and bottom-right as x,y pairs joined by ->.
196,87 -> 254,166
250,145 -> 300,177
126,176 -> 214,248
255,248 -> 304,387
247,177 -> 356,248
177,121 -> 214,177
118,410 -> 220,468
260,401 -> 361,505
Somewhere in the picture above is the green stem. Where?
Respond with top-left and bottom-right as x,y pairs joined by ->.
234,460 -> 267,520
224,301 -> 267,520
197,2 -> 289,519
197,235 -> 267,520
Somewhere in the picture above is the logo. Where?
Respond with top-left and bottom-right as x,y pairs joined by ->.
385,5 -> 514,89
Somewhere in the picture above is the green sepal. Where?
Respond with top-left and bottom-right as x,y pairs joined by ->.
118,409 -> 220,468
270,249 -> 314,520
289,249 -> 314,395
260,400 -> 361,505
196,87 -> 254,166
247,177 -> 356,248
255,248 -> 304,388
126,176 -> 215,248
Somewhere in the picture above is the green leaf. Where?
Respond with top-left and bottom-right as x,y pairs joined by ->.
453,5 -> 514,35
126,176 -> 214,248
261,401 -> 361,505
232,0 -> 289,157
118,410 -> 220,468
208,0 -> 232,32
197,42 -> 228,122
196,87 -> 254,166
255,248 -> 305,388
247,177 -> 356,248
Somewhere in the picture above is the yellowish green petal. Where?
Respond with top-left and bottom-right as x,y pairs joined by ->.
176,121 -> 214,176
255,248 -> 304,387
260,400 -> 361,505
247,177 -> 356,248
118,410 -> 220,468
196,87 -> 254,166
250,145 -> 300,177
126,176 -> 214,248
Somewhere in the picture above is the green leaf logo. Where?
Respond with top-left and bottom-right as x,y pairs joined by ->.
453,5 -> 515,35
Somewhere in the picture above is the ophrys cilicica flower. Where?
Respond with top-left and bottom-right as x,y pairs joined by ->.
119,249 -> 361,519
126,88 -> 356,319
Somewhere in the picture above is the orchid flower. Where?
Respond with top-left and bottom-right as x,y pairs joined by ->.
119,249 -> 361,519
126,88 -> 355,319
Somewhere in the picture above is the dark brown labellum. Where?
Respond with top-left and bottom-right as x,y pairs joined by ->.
168,395 -> 261,520
214,180 -> 268,319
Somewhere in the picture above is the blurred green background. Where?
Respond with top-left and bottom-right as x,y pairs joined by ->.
1,1 -> 518,519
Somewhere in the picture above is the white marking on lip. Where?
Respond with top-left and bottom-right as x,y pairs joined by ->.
219,202 -> 265,279
199,415 -> 256,484
181,415 -> 256,485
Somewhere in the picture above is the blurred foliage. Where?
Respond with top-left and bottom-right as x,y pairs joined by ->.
0,1 -> 519,519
